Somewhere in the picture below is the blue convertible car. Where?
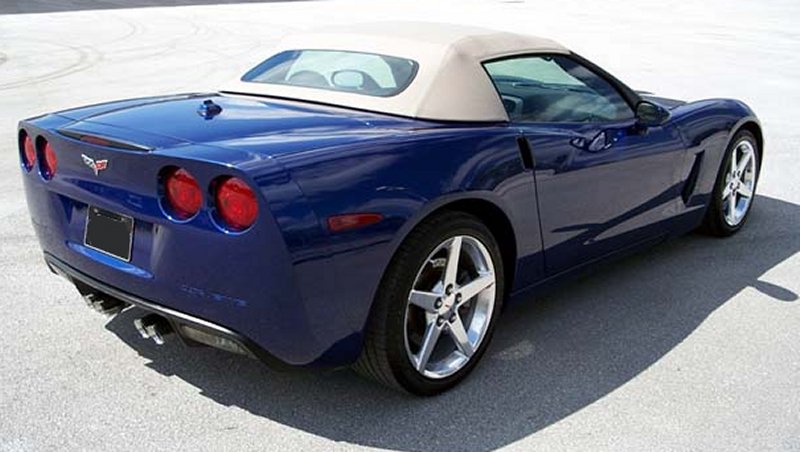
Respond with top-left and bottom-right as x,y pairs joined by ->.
19,23 -> 762,395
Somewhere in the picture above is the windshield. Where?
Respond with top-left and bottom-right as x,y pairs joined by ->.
241,50 -> 419,97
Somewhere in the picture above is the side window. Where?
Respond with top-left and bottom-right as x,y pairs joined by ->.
483,55 -> 633,123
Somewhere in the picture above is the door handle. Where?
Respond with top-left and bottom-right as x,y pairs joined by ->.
588,131 -> 613,152
570,130 -> 615,152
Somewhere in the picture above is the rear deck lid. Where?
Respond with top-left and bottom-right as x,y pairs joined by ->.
57,94 -> 388,151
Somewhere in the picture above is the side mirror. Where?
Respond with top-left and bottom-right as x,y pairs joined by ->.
635,100 -> 670,127
331,70 -> 365,90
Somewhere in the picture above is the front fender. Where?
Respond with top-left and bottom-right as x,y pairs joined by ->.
669,98 -> 761,213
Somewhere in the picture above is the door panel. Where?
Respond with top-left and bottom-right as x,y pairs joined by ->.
483,53 -> 688,276
524,122 -> 686,274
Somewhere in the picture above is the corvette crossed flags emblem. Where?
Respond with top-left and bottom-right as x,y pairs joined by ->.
81,154 -> 109,175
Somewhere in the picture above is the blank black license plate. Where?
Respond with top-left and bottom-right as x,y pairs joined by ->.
84,206 -> 134,262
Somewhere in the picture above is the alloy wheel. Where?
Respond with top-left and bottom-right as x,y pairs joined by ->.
722,139 -> 758,226
403,235 -> 497,379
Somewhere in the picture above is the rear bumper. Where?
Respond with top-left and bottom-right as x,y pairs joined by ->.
45,252 -> 290,369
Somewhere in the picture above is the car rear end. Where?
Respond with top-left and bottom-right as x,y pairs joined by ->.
17,109 -> 325,367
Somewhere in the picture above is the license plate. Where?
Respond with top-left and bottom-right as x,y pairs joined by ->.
84,206 -> 134,262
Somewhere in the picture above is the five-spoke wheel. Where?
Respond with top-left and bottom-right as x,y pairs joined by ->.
721,139 -> 757,227
405,235 -> 496,379
703,129 -> 760,236
354,211 -> 504,395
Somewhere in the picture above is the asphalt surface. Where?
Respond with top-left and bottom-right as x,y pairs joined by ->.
1,1 -> 799,451
0,0 -> 313,15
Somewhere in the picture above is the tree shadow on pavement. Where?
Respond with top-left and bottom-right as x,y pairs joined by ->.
106,195 -> 799,451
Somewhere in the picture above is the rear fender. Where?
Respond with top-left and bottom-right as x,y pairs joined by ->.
275,125 -> 545,358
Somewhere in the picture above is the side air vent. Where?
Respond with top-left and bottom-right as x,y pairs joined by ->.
516,136 -> 535,170
57,129 -> 152,152
681,151 -> 704,204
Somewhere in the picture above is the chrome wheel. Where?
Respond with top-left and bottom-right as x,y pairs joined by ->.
403,235 -> 496,379
722,139 -> 758,226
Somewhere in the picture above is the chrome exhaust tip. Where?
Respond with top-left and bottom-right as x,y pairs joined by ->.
133,314 -> 172,345
83,293 -> 128,316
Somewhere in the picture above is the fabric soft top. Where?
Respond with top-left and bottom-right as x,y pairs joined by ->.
222,22 -> 570,122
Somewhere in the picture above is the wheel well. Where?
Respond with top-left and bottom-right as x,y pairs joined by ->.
739,121 -> 764,165
434,199 -> 518,298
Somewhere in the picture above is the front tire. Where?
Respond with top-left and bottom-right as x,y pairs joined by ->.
354,211 -> 504,395
701,130 -> 760,237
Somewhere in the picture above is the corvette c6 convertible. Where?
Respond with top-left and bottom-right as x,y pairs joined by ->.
18,23 -> 762,395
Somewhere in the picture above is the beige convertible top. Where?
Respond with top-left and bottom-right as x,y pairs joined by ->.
222,22 -> 570,122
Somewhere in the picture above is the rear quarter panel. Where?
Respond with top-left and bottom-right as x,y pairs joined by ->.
266,125 -> 545,362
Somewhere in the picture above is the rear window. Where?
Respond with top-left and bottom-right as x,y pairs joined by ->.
241,50 -> 419,97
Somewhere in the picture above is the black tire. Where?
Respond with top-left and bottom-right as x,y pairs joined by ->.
353,211 -> 505,395
701,129 -> 760,237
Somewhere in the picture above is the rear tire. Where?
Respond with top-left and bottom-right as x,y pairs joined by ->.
354,211 -> 504,395
701,130 -> 760,237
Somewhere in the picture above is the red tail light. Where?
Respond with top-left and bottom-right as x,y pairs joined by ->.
41,140 -> 58,180
214,177 -> 258,231
21,133 -> 36,171
164,168 -> 203,220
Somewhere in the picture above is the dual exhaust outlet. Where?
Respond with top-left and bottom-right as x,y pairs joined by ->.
82,292 -> 173,345
133,314 -> 172,345
83,292 -> 128,316
79,287 -> 248,356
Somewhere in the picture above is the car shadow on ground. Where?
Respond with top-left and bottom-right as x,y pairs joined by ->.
106,195 -> 798,451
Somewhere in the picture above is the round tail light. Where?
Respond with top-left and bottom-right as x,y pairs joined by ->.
41,140 -> 58,180
164,168 -> 203,220
20,133 -> 36,172
214,177 -> 258,231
